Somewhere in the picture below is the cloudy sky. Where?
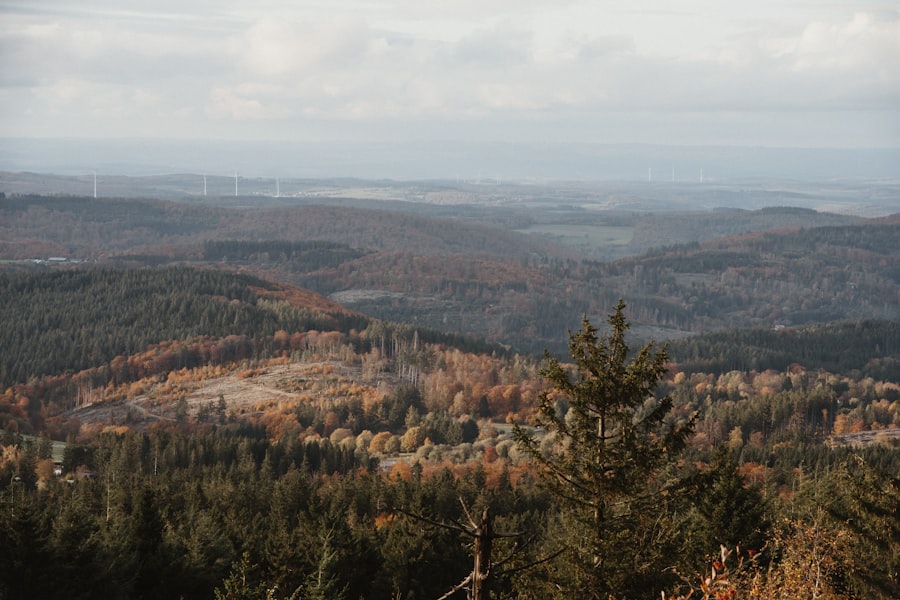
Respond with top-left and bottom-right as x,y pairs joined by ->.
1,0 -> 899,150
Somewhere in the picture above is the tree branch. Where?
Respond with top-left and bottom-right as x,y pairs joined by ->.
390,505 -> 474,536
495,546 -> 568,577
435,573 -> 472,600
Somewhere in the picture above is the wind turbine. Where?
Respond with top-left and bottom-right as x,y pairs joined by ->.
93,172 -> 97,198
275,176 -> 280,198
234,171 -> 238,197
203,173 -> 207,197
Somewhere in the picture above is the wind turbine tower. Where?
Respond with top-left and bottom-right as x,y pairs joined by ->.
276,176 -> 280,198
234,172 -> 238,197
203,173 -> 207,197
93,172 -> 97,198
648,167 -> 652,183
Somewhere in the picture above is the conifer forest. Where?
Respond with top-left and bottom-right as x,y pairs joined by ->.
0,186 -> 898,599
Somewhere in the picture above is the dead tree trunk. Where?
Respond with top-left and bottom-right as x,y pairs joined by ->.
396,500 -> 558,600
471,508 -> 493,600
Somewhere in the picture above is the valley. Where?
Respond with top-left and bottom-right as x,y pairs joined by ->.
1,173 -> 898,600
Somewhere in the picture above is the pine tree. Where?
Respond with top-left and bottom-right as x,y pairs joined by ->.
514,300 -> 694,598
690,445 -> 769,565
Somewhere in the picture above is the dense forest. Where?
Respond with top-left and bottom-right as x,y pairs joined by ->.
0,268 -> 366,389
1,268 -> 898,598
668,319 -> 900,379
4,424 -> 896,600
1,191 -> 899,598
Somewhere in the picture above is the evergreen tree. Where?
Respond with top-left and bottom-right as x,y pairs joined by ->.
132,486 -> 166,599
825,455 -> 900,599
687,445 -> 768,568
514,300 -> 694,598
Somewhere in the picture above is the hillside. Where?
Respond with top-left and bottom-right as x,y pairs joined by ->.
667,319 -> 900,379
3,267 -> 897,437
0,194 -> 572,260
0,267 -> 366,389
2,193 -> 898,356
3,267 -> 897,451
284,215 -> 900,354
626,206 -> 860,252
1,265 -> 898,600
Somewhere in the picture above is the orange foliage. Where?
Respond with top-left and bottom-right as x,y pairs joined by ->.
260,410 -> 301,441
35,458 -> 56,486
738,462 -> 767,488
486,384 -> 521,418
832,413 -> 850,435
102,425 -> 132,435
390,461 -> 413,481
361,387 -> 384,412
749,431 -> 765,448
368,431 -> 393,454
374,512 -> 396,530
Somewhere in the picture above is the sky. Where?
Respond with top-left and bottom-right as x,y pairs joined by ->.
1,1 -> 899,163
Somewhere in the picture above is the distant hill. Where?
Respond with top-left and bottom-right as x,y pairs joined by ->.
626,206 -> 860,253
574,215 -> 900,335
2,193 -> 898,357
0,267 -> 366,388
281,214 -> 900,353
0,194 -> 572,260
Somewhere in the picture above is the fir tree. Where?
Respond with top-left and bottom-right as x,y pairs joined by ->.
514,300 -> 694,598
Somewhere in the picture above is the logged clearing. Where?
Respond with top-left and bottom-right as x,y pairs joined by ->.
65,359 -> 370,428
828,428 -> 900,447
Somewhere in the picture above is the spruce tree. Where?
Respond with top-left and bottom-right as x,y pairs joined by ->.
514,300 -> 694,598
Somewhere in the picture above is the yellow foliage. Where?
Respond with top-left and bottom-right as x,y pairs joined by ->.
374,512 -> 396,530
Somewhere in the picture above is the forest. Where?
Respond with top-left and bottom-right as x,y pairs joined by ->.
0,267 -> 898,599
1,189 -> 899,599
2,194 -> 897,356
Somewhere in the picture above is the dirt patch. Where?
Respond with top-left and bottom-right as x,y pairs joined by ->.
828,427 -> 900,447
64,360 -> 364,428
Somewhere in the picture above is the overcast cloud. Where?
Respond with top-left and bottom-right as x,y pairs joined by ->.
1,0 -> 899,148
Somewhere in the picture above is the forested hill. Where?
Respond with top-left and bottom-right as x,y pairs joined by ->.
0,194 -> 571,260
668,319 -> 900,379
0,268 -> 368,388
2,193 -> 898,356
626,206 -> 861,253
574,215 -> 900,334
297,215 -> 900,354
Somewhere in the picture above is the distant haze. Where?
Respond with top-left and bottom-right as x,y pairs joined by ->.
1,138 -> 898,182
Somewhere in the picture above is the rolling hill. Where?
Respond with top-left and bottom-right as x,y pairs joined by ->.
2,192 -> 898,356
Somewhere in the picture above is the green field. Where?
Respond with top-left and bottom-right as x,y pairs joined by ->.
516,223 -> 634,248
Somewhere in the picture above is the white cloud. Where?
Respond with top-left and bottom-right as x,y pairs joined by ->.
0,1 -> 897,147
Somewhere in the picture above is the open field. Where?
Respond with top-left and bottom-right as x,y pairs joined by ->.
516,223 -> 633,250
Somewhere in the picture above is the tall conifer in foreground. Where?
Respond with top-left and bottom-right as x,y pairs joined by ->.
514,300 -> 694,598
